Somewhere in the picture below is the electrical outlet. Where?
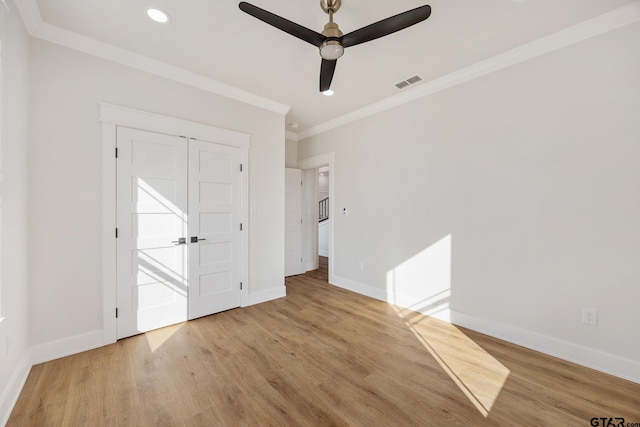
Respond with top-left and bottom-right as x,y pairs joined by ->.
358,261 -> 364,271
582,308 -> 598,326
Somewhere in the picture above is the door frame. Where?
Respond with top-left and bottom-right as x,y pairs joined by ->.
299,153 -> 335,283
100,103 -> 250,344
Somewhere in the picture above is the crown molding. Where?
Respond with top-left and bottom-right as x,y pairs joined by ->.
298,1 -> 640,140
13,0 -> 640,137
14,0 -> 290,116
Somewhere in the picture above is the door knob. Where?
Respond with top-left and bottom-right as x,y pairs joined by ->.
190,237 -> 207,243
172,237 -> 187,245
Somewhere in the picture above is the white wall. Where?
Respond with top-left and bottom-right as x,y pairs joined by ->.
28,38 -> 285,347
285,138 -> 297,168
0,0 -> 31,422
299,22 -> 640,381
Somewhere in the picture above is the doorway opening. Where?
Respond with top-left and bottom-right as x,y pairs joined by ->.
299,152 -> 335,285
317,167 -> 330,282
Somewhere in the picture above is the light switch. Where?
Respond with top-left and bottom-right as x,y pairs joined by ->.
250,208 -> 257,218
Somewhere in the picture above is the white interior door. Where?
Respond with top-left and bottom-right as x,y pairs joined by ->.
188,139 -> 242,319
285,168 -> 304,276
117,128 -> 244,338
116,127 -> 188,339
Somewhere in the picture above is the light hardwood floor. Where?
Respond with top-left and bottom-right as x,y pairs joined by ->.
8,257 -> 640,426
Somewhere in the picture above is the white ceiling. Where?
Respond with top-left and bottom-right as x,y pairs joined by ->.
25,0 -> 637,135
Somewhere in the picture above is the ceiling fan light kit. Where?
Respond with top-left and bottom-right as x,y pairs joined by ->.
238,1 -> 431,92
320,40 -> 344,60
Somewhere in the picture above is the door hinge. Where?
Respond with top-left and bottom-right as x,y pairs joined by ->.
115,308 -> 119,318
115,228 -> 118,238
301,180 -> 303,186
115,147 -> 118,158
240,164 -> 243,172
240,223 -> 243,231
240,282 -> 243,290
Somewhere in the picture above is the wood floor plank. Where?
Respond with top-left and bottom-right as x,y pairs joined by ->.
8,257 -> 640,426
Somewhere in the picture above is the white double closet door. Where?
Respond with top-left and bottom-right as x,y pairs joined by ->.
116,127 -> 242,339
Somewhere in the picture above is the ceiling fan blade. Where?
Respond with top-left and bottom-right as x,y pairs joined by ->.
239,2 -> 326,47
341,5 -> 431,48
320,59 -> 337,92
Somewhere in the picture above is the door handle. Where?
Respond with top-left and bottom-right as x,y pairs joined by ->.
190,237 -> 207,243
172,237 -> 187,245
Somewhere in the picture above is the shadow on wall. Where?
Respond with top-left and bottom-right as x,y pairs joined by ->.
386,234 -> 510,416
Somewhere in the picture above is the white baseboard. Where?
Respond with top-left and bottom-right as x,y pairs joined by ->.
0,351 -> 32,427
330,274 -> 387,301
450,311 -> 640,384
247,286 -> 286,306
30,330 -> 106,366
330,274 -> 640,385
330,274 -> 452,320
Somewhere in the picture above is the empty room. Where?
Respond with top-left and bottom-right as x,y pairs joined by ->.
1,0 -> 639,425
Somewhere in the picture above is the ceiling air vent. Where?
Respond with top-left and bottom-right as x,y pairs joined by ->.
395,75 -> 423,90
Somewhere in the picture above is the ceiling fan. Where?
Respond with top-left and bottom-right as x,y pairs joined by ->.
239,1 -> 432,92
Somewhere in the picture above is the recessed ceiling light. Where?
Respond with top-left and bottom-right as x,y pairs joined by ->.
289,122 -> 299,129
147,8 -> 170,23
323,90 -> 334,97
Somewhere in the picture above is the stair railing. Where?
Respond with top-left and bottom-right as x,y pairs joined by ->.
319,197 -> 329,223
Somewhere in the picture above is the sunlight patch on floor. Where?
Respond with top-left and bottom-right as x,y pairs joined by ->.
395,306 -> 510,417
145,323 -> 184,352
386,234 -> 509,416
